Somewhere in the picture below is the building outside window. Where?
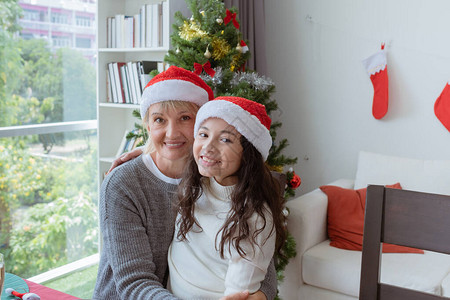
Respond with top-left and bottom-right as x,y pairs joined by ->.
76,36 -> 91,48
51,11 -> 69,24
76,15 -> 92,27
23,8 -> 40,21
1,0 -> 98,298
52,35 -> 71,47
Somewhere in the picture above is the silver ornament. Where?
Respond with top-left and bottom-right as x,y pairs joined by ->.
204,48 -> 211,59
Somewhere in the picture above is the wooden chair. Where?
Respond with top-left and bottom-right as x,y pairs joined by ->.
359,185 -> 450,300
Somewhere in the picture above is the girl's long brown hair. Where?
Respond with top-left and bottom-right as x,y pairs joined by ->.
176,136 -> 286,259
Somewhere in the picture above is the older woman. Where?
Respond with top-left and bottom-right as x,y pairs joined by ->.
93,66 -> 276,300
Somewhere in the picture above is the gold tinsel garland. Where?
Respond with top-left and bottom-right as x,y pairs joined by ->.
268,164 -> 284,173
179,20 -> 207,41
211,37 -> 231,61
230,53 -> 242,71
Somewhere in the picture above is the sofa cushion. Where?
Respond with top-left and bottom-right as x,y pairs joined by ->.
303,240 -> 450,297
354,151 -> 450,195
320,183 -> 423,253
442,272 -> 450,297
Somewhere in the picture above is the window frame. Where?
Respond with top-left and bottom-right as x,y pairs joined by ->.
0,120 -> 97,138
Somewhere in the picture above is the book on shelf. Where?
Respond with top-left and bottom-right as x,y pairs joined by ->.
120,64 -> 131,103
126,62 -> 137,104
134,13 -> 141,48
140,5 -> 146,47
124,15 -> 134,48
115,14 -> 124,48
112,62 -> 127,103
106,68 -> 112,102
138,61 -> 158,93
162,1 -> 169,48
105,61 -> 164,105
145,4 -> 153,48
107,17 -> 112,48
107,63 -> 118,103
106,0 -> 168,49
116,129 -> 144,158
151,2 -> 161,48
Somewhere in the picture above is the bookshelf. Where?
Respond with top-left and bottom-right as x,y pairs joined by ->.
96,0 -> 189,181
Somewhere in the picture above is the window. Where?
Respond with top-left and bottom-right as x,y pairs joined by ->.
23,9 -> 41,21
1,0 -> 98,296
76,37 -> 91,48
52,35 -> 71,47
51,12 -> 68,24
76,15 -> 92,27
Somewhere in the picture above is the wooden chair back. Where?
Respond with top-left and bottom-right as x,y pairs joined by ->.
359,185 -> 450,300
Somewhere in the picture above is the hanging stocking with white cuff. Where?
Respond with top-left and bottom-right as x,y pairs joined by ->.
362,44 -> 389,120
434,81 -> 450,132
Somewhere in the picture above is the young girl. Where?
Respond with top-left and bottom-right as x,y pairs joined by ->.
168,96 -> 286,299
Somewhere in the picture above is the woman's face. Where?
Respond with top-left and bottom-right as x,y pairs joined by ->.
193,118 -> 243,186
147,103 -> 196,164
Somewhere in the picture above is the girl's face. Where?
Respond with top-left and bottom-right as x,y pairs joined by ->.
193,118 -> 243,186
147,103 -> 196,165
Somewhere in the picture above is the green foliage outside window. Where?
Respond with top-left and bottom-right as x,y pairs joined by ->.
0,139 -> 99,278
0,0 -> 98,278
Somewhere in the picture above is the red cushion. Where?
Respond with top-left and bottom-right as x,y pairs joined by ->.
319,183 -> 423,253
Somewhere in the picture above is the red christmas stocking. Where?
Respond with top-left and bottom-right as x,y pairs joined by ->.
434,81 -> 450,132
362,44 -> 389,119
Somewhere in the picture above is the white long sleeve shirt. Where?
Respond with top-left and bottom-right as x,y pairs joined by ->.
168,177 -> 275,299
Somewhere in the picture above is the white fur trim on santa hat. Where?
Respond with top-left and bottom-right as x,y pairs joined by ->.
140,80 -> 210,118
362,49 -> 387,76
194,100 -> 272,160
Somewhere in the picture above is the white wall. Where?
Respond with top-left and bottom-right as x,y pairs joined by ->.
264,0 -> 450,195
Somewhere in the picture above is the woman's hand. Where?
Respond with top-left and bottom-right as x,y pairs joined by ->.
107,148 -> 143,174
247,291 -> 267,300
220,291 -> 249,300
219,290 -> 267,300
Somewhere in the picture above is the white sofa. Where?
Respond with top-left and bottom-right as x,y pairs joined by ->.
278,151 -> 450,300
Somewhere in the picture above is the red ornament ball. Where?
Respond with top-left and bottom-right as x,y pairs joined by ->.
288,172 -> 301,189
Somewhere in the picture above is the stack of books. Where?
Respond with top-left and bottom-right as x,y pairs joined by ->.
106,61 -> 166,104
106,0 -> 169,48
116,129 -> 144,158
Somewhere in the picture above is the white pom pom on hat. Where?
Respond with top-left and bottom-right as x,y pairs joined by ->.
194,96 -> 272,160
140,66 -> 214,119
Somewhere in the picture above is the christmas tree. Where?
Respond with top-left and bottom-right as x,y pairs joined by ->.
130,0 -> 299,296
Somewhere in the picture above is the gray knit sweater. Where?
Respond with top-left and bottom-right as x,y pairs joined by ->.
92,155 -> 277,299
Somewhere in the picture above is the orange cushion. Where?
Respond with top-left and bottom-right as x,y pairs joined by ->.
319,183 -> 424,253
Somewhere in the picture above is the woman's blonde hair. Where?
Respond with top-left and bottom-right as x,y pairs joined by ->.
142,100 -> 200,154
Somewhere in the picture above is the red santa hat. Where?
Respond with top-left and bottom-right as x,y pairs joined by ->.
140,66 -> 214,118
194,96 -> 272,160
240,40 -> 249,53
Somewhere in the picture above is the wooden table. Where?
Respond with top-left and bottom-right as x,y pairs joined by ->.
2,273 -> 80,300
